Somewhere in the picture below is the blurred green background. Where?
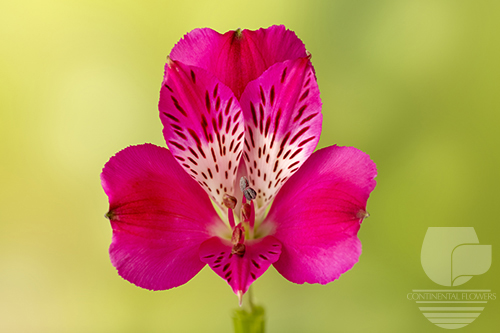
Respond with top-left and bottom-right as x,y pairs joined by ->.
1,0 -> 499,332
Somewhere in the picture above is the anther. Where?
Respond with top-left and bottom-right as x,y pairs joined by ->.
105,211 -> 117,220
240,176 -> 257,201
223,194 -> 237,228
166,55 -> 174,67
231,224 -> 246,257
231,224 -> 245,245
241,203 -> 251,221
356,209 -> 370,219
223,194 -> 237,209
243,187 -> 257,201
231,243 -> 246,257
235,28 -> 243,39
240,176 -> 249,193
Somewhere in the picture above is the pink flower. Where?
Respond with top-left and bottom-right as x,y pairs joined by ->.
101,26 -> 377,303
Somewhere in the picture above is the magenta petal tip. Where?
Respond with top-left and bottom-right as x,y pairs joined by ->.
237,290 -> 243,307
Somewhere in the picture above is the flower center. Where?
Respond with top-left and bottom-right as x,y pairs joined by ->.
230,224 -> 246,257
222,177 -> 258,241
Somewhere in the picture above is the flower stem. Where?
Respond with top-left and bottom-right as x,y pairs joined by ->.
232,287 -> 265,333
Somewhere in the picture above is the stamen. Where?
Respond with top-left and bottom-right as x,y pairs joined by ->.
249,200 -> 255,239
235,28 -> 243,40
240,202 -> 256,238
238,177 -> 257,238
356,209 -> 370,221
166,55 -> 174,68
223,194 -> 238,228
231,224 -> 246,257
231,224 -> 245,244
241,203 -> 251,221
223,194 -> 237,209
243,187 -> 257,201
228,209 -> 235,228
105,211 -> 117,220
240,176 -> 249,193
231,243 -> 246,257
240,176 -> 257,201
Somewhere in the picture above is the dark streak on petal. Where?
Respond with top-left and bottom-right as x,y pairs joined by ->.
205,91 -> 211,113
289,148 -> 303,159
259,85 -> 266,106
281,67 -> 288,83
293,105 -> 308,123
171,96 -> 187,117
188,129 -> 201,146
265,116 -> 271,137
164,83 -> 173,92
290,126 -> 309,145
211,147 -> 217,162
213,83 -> 219,98
174,130 -> 187,140
250,102 -> 258,126
300,112 -> 319,125
163,112 -> 180,123
248,126 -> 255,148
190,69 -> 196,84
298,136 -> 315,147
259,103 -> 264,134
169,140 -> 186,151
299,89 -> 310,102
225,97 -> 233,115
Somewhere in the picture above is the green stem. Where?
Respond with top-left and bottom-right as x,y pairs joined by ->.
232,287 -> 266,333
242,286 -> 254,311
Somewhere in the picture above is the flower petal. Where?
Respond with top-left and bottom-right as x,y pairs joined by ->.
199,236 -> 282,296
101,144 -> 226,290
169,25 -> 307,98
159,59 -> 245,207
239,57 -> 322,212
262,145 -> 377,284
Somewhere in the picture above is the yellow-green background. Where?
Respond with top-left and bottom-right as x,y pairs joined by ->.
1,0 -> 499,332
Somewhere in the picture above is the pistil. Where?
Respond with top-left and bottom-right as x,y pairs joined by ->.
223,178 -> 258,241
249,200 -> 255,239
239,177 -> 257,239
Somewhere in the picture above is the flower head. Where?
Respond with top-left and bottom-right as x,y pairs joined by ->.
101,25 -> 377,303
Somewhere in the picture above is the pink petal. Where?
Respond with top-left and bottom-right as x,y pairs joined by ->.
159,59 -> 245,208
238,57 -> 322,212
169,25 -> 307,98
101,144 -> 226,290
199,236 -> 282,296
262,145 -> 377,284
